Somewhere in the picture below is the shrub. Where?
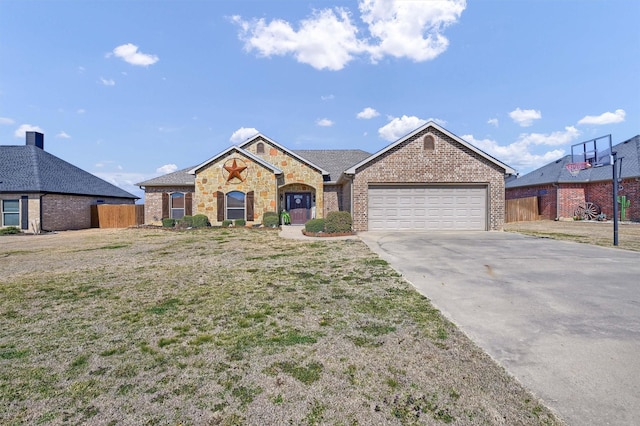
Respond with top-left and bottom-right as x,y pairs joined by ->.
234,219 -> 246,227
305,218 -> 325,233
222,220 -> 232,227
325,211 -> 352,233
0,226 -> 21,235
177,215 -> 193,228
263,211 -> 280,228
162,218 -> 176,228
191,214 -> 210,228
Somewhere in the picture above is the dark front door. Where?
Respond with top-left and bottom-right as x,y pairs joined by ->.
286,193 -> 312,225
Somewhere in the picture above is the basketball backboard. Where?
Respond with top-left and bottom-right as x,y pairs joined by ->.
570,134 -> 613,167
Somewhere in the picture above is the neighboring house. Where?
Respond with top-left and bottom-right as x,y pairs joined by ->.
506,135 -> 640,221
0,132 -> 138,231
138,122 -> 515,231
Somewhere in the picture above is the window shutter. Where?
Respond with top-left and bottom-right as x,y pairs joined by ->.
21,196 -> 29,230
162,193 -> 169,218
216,191 -> 225,221
246,191 -> 254,221
185,192 -> 193,216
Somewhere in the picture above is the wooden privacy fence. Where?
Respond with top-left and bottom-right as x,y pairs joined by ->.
91,204 -> 144,228
505,196 -> 539,223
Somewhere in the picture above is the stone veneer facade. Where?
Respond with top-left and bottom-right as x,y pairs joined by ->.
193,137 -> 325,225
144,186 -> 194,225
350,127 -> 506,232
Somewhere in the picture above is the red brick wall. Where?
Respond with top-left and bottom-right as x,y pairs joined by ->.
506,185 -> 557,219
506,179 -> 640,221
351,126 -> 507,231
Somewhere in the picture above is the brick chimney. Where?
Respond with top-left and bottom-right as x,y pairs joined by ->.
26,131 -> 44,150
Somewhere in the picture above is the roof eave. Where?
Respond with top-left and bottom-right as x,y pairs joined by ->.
345,121 -> 515,175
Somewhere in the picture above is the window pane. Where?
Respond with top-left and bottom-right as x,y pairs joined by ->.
227,191 -> 245,208
171,193 -> 185,209
171,209 -> 184,220
227,209 -> 245,220
2,200 -> 19,212
3,213 -> 19,226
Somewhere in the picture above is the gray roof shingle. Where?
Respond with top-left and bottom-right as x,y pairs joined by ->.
0,145 -> 138,199
293,149 -> 372,183
136,166 -> 196,187
506,135 -> 640,188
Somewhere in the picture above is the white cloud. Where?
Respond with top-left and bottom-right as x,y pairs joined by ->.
0,117 -> 15,125
56,131 -> 71,139
321,94 -> 335,101
93,171 -> 146,199
77,109 -> 86,114
316,118 -> 334,127
378,115 -> 427,141
156,164 -> 178,174
360,0 -> 466,63
487,118 -> 499,127
100,77 -> 115,86
462,126 -> 580,173
509,108 -> 542,127
230,127 -> 259,143
231,0 -> 465,71
357,107 -> 379,119
14,124 -> 44,138
577,109 -> 626,125
109,43 -> 159,67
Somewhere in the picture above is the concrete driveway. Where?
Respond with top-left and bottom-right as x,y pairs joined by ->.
359,231 -> 640,426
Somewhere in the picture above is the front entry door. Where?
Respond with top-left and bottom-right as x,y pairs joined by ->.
286,193 -> 312,225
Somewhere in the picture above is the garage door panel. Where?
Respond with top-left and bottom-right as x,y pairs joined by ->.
368,185 -> 486,231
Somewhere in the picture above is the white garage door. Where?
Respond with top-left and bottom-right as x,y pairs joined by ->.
368,185 -> 487,231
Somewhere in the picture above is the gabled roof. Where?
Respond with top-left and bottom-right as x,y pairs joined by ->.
188,145 -> 283,175
0,145 -> 138,199
238,134 -> 329,175
136,166 -> 196,187
345,121 -> 516,175
293,149 -> 371,183
506,135 -> 640,188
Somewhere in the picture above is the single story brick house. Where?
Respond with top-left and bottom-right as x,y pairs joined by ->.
506,135 -> 640,221
0,132 -> 138,231
138,122 -> 515,231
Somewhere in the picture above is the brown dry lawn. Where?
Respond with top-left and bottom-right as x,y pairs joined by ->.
504,220 -> 640,252
1,227 -> 561,425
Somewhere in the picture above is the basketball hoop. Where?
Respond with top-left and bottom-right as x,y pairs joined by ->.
565,161 -> 591,177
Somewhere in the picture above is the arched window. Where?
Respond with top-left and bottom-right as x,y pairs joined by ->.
423,135 -> 435,151
256,142 -> 265,154
170,192 -> 185,219
226,191 -> 245,220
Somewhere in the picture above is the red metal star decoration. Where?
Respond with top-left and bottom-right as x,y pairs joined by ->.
224,158 -> 247,182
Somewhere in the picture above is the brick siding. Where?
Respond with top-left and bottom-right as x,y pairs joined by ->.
144,186 -> 194,225
506,179 -> 640,221
41,194 -> 134,231
351,127 -> 507,231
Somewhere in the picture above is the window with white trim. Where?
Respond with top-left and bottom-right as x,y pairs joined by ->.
170,192 -> 185,219
226,191 -> 245,220
2,199 -> 19,227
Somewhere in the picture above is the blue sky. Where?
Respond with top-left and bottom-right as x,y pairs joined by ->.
1,0 -> 638,199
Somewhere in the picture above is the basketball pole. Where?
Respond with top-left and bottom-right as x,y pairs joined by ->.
612,147 -> 619,246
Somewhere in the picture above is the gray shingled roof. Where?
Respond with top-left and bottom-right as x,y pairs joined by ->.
293,149 -> 371,183
0,145 -> 138,199
507,135 -> 640,188
136,166 -> 196,187
137,149 -> 373,187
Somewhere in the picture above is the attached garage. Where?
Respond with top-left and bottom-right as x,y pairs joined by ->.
368,185 -> 487,231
